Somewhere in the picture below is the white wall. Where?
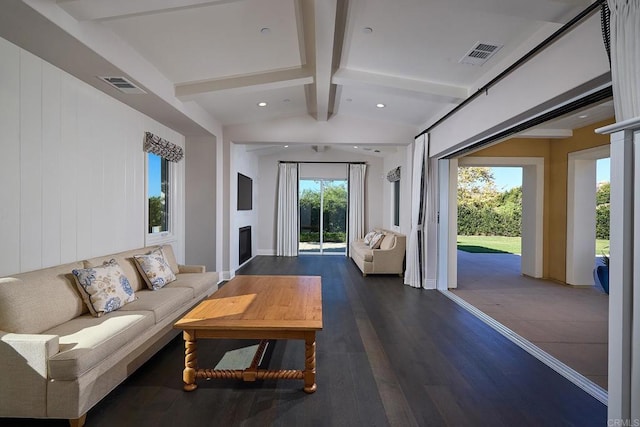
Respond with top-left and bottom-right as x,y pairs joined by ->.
428,14 -> 610,157
256,147 -> 385,255
185,136 -> 217,272
0,36 -> 185,276
382,146 -> 412,235
231,144 -> 259,270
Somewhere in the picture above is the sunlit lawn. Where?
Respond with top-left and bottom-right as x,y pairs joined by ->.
458,235 -> 611,256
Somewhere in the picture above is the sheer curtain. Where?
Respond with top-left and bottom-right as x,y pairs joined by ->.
348,164 -> 367,255
404,135 -> 425,288
276,162 -> 299,256
424,155 -> 438,289
607,0 -> 640,121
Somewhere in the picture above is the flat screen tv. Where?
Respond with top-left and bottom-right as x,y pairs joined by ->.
237,173 -> 253,211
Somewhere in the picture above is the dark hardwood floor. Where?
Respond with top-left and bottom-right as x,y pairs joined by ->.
1,255 -> 606,426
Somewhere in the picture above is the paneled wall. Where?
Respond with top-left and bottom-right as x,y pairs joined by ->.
0,37 -> 185,276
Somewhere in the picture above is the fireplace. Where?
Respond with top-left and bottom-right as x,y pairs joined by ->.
239,226 -> 252,265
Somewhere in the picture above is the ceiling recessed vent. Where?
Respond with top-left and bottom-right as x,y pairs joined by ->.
98,76 -> 146,94
459,42 -> 503,66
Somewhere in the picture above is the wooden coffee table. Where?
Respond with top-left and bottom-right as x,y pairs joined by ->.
174,275 -> 323,393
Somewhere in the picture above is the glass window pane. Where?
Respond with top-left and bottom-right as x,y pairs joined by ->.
148,153 -> 170,233
393,180 -> 400,227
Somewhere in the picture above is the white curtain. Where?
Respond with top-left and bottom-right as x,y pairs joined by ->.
607,0 -> 640,121
276,163 -> 299,256
348,164 -> 367,254
404,135 -> 425,288
424,155 -> 438,289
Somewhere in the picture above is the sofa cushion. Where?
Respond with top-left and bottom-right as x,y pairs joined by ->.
85,249 -> 148,292
164,272 -> 218,298
133,248 -> 176,290
351,241 -> 374,262
0,262 -> 86,334
159,245 -> 180,274
380,234 -> 396,250
72,260 -> 137,317
118,287 -> 193,323
46,310 -> 154,380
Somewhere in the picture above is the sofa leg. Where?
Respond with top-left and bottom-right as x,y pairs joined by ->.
69,414 -> 86,427
362,272 -> 367,277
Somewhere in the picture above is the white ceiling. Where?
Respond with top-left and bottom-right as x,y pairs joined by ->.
2,0 -> 597,138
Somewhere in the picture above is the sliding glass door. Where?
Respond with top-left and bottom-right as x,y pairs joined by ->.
299,179 -> 347,255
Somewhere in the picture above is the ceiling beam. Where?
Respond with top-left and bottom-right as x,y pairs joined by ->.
57,0 -> 245,22
332,68 -> 467,104
312,0 -> 338,121
175,67 -> 314,99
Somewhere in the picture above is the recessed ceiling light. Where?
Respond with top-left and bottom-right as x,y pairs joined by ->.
283,98 -> 291,103
354,146 -> 358,149
363,27 -> 373,34
257,101 -> 268,107
376,103 -> 386,108
260,27 -> 271,34
578,114 -> 588,119
346,98 -> 353,102
284,145 -> 289,148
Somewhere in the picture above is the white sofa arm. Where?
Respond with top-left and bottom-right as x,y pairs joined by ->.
178,264 -> 206,274
0,332 -> 59,417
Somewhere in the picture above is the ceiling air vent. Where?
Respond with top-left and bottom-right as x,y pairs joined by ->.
98,76 -> 146,94
459,42 -> 503,66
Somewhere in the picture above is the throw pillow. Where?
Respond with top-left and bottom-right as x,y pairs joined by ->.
363,230 -> 377,245
72,259 -> 136,317
369,232 -> 385,249
133,248 -> 177,290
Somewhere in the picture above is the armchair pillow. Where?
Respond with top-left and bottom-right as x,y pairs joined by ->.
133,248 -> 177,290
369,232 -> 385,249
72,259 -> 136,317
363,230 -> 377,245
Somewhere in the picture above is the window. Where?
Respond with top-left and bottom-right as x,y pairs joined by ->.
393,180 -> 400,227
147,152 -> 170,234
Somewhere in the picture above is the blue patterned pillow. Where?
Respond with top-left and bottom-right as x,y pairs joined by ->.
133,248 -> 177,290
72,259 -> 136,317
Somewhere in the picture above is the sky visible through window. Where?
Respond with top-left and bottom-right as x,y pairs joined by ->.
490,158 -> 610,190
148,154 -> 162,197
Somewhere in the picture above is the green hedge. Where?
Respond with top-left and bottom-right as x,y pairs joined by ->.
596,203 -> 610,239
300,231 -> 346,243
458,204 -> 521,236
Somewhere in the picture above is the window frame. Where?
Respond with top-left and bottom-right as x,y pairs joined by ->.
145,152 -> 177,246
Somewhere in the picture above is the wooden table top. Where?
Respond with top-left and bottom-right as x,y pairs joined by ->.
174,275 -> 323,331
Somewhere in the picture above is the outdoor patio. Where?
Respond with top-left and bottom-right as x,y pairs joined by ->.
453,250 -> 609,389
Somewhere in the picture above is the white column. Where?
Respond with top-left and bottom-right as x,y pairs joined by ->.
521,164 -> 544,278
596,118 -> 640,422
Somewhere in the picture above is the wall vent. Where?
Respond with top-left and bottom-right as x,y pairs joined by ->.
459,42 -> 503,66
97,76 -> 146,94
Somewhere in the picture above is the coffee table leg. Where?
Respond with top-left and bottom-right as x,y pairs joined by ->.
183,330 -> 198,391
303,332 -> 317,393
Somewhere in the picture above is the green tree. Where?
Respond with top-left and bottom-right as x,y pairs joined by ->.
458,167 -> 499,207
596,182 -> 610,205
148,196 -> 165,233
596,181 -> 610,239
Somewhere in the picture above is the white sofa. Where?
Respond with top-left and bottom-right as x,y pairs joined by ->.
350,229 -> 406,276
0,245 -> 219,427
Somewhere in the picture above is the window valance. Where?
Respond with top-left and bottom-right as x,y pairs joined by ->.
386,166 -> 401,182
144,132 -> 184,162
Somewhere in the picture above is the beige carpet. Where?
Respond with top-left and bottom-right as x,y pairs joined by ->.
452,250 -> 609,389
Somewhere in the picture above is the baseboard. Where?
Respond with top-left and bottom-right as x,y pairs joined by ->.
258,249 -> 276,256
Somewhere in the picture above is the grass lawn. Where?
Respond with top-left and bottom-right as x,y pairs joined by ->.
596,239 -> 610,256
458,236 -> 611,256
457,235 -> 521,254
